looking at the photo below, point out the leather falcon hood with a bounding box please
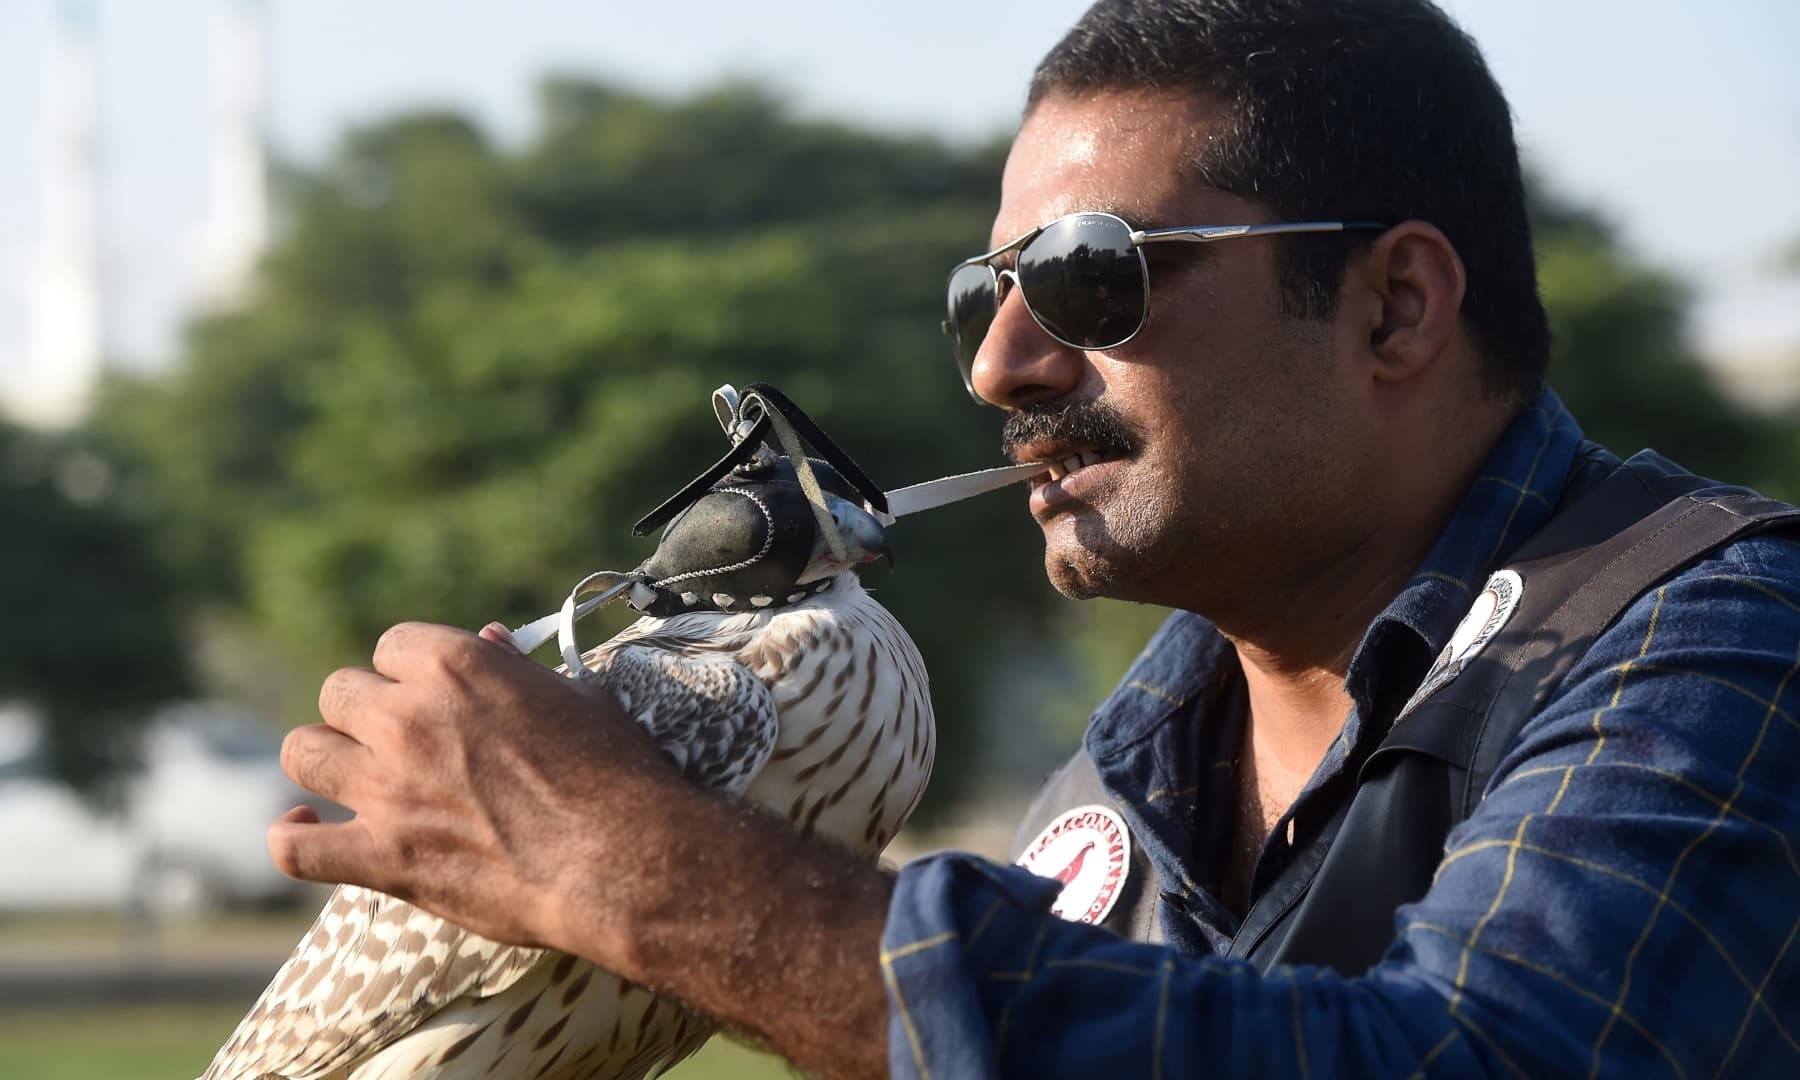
[626,457,886,618]
[619,383,893,618]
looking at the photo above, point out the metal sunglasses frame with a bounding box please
[942,211,1388,398]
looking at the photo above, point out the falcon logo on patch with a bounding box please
[1017,805,1130,925]
[1399,568,1524,718]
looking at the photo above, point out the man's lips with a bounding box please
[1006,443,1129,518]
[1029,455,1125,517]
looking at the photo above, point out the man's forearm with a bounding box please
[554,778,896,1079]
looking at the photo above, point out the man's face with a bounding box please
[976,90,1373,612]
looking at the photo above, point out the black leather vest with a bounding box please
[1011,450,1800,974]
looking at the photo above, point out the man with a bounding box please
[272,0,1800,1075]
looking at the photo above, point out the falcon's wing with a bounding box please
[198,884,547,1080]
[574,618,781,798]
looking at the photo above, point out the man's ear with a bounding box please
[1344,220,1466,383]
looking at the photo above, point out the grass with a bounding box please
[0,1003,236,1080]
[0,1002,800,1079]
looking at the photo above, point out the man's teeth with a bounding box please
[1042,451,1108,482]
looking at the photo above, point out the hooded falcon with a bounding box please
[199,387,935,1080]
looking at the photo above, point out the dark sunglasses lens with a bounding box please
[1017,215,1145,349]
[947,262,999,379]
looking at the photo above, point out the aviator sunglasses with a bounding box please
[943,212,1387,397]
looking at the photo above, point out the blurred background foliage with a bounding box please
[0,422,191,800]
[23,76,1794,813]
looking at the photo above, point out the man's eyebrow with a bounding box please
[1125,215,1192,232]
[1101,205,1232,233]
[1092,204,1159,225]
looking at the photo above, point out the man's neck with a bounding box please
[1225,527,1434,778]
[1214,396,1516,784]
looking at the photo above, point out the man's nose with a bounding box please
[968,279,1085,409]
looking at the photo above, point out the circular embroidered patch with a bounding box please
[1450,569,1522,660]
[1016,804,1131,925]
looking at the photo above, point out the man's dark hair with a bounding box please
[1031,0,1551,402]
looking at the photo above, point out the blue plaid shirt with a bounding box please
[882,391,1800,1077]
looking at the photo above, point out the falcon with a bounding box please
[199,387,935,1080]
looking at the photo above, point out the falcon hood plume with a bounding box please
[200,383,934,1080]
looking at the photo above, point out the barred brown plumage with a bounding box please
[197,572,933,1080]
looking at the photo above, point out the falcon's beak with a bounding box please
[832,496,895,569]
[797,495,894,583]
[864,523,896,570]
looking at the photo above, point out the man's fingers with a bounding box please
[276,804,322,827]
[267,815,387,887]
[317,665,394,743]
[281,722,371,804]
[479,622,523,653]
[372,620,479,678]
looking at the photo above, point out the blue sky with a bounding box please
[1,0,1796,401]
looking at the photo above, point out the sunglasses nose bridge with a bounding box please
[980,265,1053,355]
[993,265,1021,307]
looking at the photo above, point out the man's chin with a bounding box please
[1040,510,1171,603]
[1044,549,1120,602]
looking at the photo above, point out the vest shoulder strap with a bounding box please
[1380,452,1800,814]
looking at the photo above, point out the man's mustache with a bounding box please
[1001,398,1144,461]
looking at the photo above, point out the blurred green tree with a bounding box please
[0,422,191,796]
[1529,180,1795,496]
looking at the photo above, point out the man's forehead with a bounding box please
[990,89,1228,244]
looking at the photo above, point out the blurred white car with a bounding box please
[0,703,318,919]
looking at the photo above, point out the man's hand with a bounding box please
[269,620,678,963]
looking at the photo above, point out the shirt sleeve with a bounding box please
[881,535,1800,1078]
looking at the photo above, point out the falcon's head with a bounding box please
[627,458,892,618]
